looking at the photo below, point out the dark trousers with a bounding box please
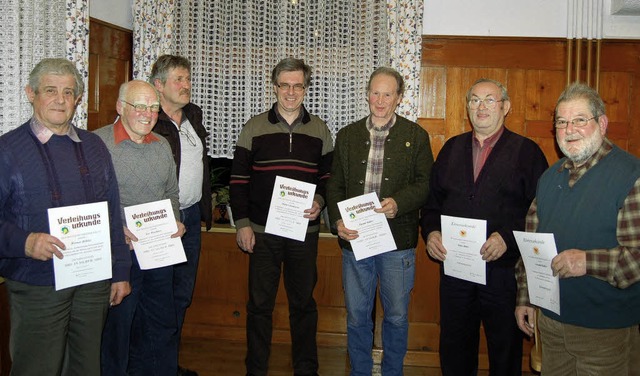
[439,264,523,376]
[175,203,202,347]
[6,280,110,376]
[245,231,319,376]
[101,253,178,376]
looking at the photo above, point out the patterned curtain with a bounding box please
[0,0,89,134]
[387,0,424,121]
[132,0,423,158]
[131,0,175,80]
[66,0,89,128]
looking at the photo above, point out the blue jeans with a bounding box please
[342,248,416,376]
[175,203,202,345]
[101,253,178,376]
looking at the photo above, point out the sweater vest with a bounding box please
[537,145,640,328]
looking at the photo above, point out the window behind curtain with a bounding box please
[171,0,389,158]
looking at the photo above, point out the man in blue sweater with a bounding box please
[0,58,131,375]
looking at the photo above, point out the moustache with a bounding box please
[563,135,582,142]
[180,89,190,96]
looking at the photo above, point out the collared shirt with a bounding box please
[472,126,504,181]
[516,138,640,306]
[275,106,304,128]
[113,118,160,144]
[30,118,81,144]
[172,117,204,209]
[364,114,395,196]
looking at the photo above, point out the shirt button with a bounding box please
[358,180,364,185]
[361,160,366,164]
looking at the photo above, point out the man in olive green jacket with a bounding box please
[326,67,433,375]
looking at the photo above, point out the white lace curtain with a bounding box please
[0,0,89,135]
[133,0,423,158]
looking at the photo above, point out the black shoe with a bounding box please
[177,365,198,376]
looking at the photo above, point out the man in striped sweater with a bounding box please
[230,58,333,376]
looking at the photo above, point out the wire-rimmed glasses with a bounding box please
[120,100,160,113]
[468,97,504,109]
[554,116,597,129]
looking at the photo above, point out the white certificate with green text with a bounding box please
[124,199,186,270]
[49,201,112,291]
[265,176,316,241]
[337,192,397,260]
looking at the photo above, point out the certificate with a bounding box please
[441,215,487,285]
[513,231,560,315]
[48,201,112,291]
[124,199,186,270]
[265,176,316,241]
[337,192,397,260]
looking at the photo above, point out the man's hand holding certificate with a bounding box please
[440,215,487,285]
[513,231,560,315]
[265,176,316,241]
[48,201,112,291]
[124,199,186,270]
[337,192,397,260]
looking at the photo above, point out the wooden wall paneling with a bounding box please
[443,67,468,141]
[628,74,640,156]
[184,231,348,347]
[599,41,640,156]
[598,71,632,151]
[505,69,527,136]
[422,37,566,71]
[419,66,446,119]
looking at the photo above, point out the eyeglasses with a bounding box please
[468,97,504,109]
[276,83,305,93]
[179,127,197,147]
[121,100,161,113]
[554,116,597,129]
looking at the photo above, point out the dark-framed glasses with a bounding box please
[277,83,305,93]
[121,100,160,113]
[179,127,197,147]
[554,116,597,129]
[468,97,504,109]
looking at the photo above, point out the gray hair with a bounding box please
[466,78,510,103]
[367,67,405,96]
[28,58,84,98]
[271,58,312,88]
[555,82,605,119]
[149,55,191,85]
